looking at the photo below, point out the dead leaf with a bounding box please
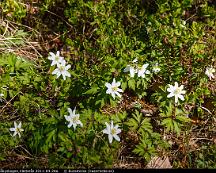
[146,156,172,168]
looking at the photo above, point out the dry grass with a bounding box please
[0,1,215,169]
[0,19,43,62]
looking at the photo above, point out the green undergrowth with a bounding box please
[0,0,215,169]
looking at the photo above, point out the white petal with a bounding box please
[179,85,184,90]
[106,88,111,94]
[65,65,71,70]
[48,52,55,59]
[116,128,121,134]
[143,63,149,68]
[167,93,174,98]
[130,67,135,77]
[14,122,17,128]
[59,60,66,67]
[123,65,130,72]
[18,132,21,138]
[56,51,60,56]
[105,122,110,128]
[103,128,109,134]
[111,92,116,99]
[67,108,73,115]
[52,69,59,75]
[174,96,179,103]
[113,134,120,141]
[56,72,61,78]
[18,122,22,128]
[51,61,56,66]
[108,134,113,143]
[62,74,66,80]
[68,122,73,128]
[13,131,17,136]
[137,71,141,77]
[115,91,121,98]
[64,115,70,121]
[10,128,15,131]
[178,94,184,101]
[116,81,121,87]
[167,86,174,92]
[73,124,77,130]
[112,78,116,84]
[78,121,83,127]
[110,121,114,129]
[72,108,77,115]
[145,70,150,74]
[105,83,111,88]
[174,82,179,88]
[140,74,145,78]
[181,90,186,94]
[117,88,123,93]
[64,71,71,78]
[133,58,138,63]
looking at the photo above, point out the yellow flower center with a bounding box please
[111,128,116,135]
[72,116,79,123]
[59,65,65,72]
[174,88,181,95]
[55,56,59,61]
[112,86,118,92]
[16,128,21,133]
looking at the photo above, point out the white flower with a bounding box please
[152,63,161,73]
[9,122,24,138]
[205,67,215,80]
[48,51,65,66]
[52,60,71,80]
[0,93,4,102]
[132,58,138,63]
[105,78,123,99]
[167,82,186,103]
[124,58,138,77]
[124,65,137,77]
[102,121,121,144]
[64,108,83,130]
[137,63,150,78]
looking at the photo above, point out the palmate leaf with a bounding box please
[58,131,69,142]
[126,110,153,133]
[46,129,57,146]
[176,115,191,123]
[162,115,189,135]
[173,121,180,136]
[161,118,174,132]
[126,110,142,131]
[160,103,173,117]
[138,118,152,134]
[126,117,139,131]
[84,85,99,95]
[128,78,136,91]
[133,139,156,161]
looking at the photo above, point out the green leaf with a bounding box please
[58,132,68,142]
[173,121,180,136]
[139,118,153,134]
[128,78,136,91]
[84,86,99,95]
[161,118,174,132]
[46,129,56,145]
[176,115,191,123]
